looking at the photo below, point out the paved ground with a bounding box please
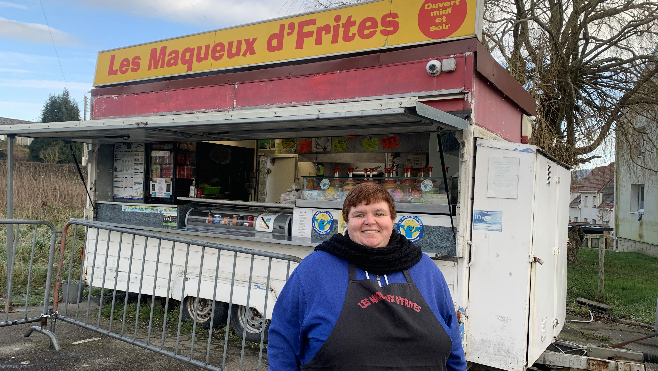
[2,306,657,370]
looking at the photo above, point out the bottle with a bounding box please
[315,163,324,176]
[189,179,197,198]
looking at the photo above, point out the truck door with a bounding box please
[466,139,568,370]
[466,139,537,371]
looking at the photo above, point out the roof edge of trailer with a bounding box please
[474,42,537,117]
[0,97,470,142]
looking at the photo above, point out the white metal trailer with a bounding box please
[78,124,571,370]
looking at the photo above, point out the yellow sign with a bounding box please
[94,0,480,86]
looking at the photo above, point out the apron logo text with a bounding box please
[358,292,421,312]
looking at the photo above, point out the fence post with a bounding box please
[598,235,605,299]
[5,135,14,313]
[654,295,657,333]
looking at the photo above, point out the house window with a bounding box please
[592,219,596,224]
[581,238,589,247]
[584,196,589,207]
[584,218,588,223]
[591,238,599,248]
[603,220,609,226]
[574,217,579,222]
[637,137,647,157]
[631,184,645,212]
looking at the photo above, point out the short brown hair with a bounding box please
[342,183,396,222]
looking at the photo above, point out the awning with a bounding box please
[0,97,468,143]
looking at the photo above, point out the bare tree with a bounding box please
[303,0,658,166]
[482,0,658,165]
[300,0,362,12]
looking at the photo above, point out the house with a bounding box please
[569,162,615,226]
[615,112,657,257]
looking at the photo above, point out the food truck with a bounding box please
[1,1,573,369]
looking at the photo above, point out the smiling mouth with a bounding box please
[362,230,380,234]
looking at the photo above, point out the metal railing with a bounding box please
[0,219,60,349]
[51,219,301,371]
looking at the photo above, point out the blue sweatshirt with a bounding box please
[268,250,466,370]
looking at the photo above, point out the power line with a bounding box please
[187,0,217,29]
[39,0,67,91]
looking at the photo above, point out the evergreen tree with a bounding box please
[39,88,80,123]
[28,89,83,163]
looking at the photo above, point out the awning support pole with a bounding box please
[5,135,14,312]
[437,131,456,241]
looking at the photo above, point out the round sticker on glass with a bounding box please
[312,211,334,235]
[397,216,425,242]
[320,179,330,190]
[421,179,434,192]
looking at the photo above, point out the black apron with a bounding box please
[302,264,453,370]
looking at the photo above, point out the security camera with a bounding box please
[426,60,442,77]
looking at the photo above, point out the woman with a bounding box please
[268,183,466,370]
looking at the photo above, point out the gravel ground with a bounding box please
[0,300,267,371]
[2,306,657,370]
[558,313,658,359]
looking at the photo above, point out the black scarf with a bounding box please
[314,231,423,275]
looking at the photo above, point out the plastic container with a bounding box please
[62,280,85,303]
[400,179,414,203]
[411,184,423,202]
[201,186,221,195]
[381,179,397,191]
[382,178,404,202]
[327,179,343,200]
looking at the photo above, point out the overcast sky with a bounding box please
[0,0,305,122]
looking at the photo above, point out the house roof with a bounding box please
[569,194,581,208]
[597,193,615,210]
[571,163,615,193]
[0,117,35,126]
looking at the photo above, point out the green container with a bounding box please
[201,186,221,195]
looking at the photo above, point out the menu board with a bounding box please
[113,143,145,200]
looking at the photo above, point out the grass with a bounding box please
[578,330,612,343]
[567,247,658,326]
[95,294,262,348]
[0,208,86,308]
[99,293,196,334]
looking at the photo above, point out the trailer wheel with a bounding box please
[182,297,229,329]
[230,305,270,343]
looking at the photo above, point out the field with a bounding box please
[0,158,86,307]
[0,159,86,222]
[567,247,658,326]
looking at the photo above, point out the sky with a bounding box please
[0,0,306,122]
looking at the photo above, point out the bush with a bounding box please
[28,139,83,164]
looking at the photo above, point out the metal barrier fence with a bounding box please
[51,219,301,371]
[0,219,60,348]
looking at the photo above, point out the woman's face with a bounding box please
[346,200,394,248]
